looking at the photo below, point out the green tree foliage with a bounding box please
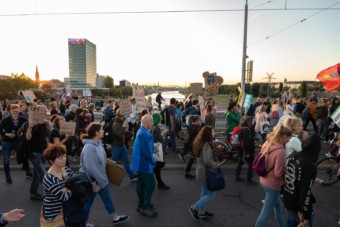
[10,73,37,90]
[0,79,17,99]
[251,83,260,97]
[104,76,114,88]
[109,86,132,98]
[299,81,307,97]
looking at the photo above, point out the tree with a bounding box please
[10,73,37,90]
[251,83,260,97]
[279,83,283,94]
[0,79,17,99]
[104,76,114,88]
[299,81,307,97]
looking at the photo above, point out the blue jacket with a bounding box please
[131,126,155,173]
[79,139,108,188]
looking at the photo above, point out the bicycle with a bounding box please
[315,133,340,185]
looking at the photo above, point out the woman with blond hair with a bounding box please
[255,125,293,227]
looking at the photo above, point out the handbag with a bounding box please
[40,209,65,227]
[260,121,271,134]
[106,159,126,186]
[153,142,164,162]
[206,167,225,191]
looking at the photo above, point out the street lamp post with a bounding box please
[241,0,248,94]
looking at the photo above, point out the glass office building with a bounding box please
[68,38,97,88]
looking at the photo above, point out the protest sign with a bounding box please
[21,90,36,103]
[119,99,132,115]
[331,106,340,128]
[189,83,203,95]
[59,121,76,136]
[243,94,253,112]
[28,106,46,125]
[202,71,223,98]
[132,85,146,111]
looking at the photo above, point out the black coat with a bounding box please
[283,134,321,219]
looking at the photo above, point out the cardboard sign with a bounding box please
[21,90,36,103]
[202,71,223,98]
[243,94,253,112]
[119,99,132,115]
[237,92,245,107]
[59,121,76,136]
[331,106,340,128]
[83,89,92,97]
[189,83,203,95]
[28,106,46,125]
[132,85,146,111]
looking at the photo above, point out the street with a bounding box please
[1,169,340,227]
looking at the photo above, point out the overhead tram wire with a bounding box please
[248,0,340,47]
[1,7,340,17]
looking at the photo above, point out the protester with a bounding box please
[131,114,158,217]
[283,134,322,227]
[25,105,48,200]
[166,98,178,153]
[303,98,318,133]
[156,92,165,110]
[152,112,170,190]
[41,144,73,226]
[79,122,129,225]
[111,109,137,182]
[225,102,241,142]
[255,125,293,227]
[0,104,26,184]
[188,125,225,219]
[205,104,216,128]
[0,209,25,226]
[254,105,270,141]
[283,117,307,159]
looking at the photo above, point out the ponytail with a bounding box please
[80,122,102,140]
[262,125,292,155]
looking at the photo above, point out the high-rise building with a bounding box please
[68,38,97,88]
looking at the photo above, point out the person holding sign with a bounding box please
[0,104,27,184]
[26,105,49,200]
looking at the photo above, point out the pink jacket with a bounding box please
[259,142,286,190]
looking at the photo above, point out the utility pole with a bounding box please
[241,0,248,94]
[263,72,277,98]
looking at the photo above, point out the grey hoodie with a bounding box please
[79,139,108,188]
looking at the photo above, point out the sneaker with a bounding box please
[158,184,170,190]
[6,177,12,184]
[130,176,137,183]
[188,206,198,219]
[185,173,195,179]
[178,153,185,162]
[203,211,214,217]
[30,193,44,200]
[112,215,129,224]
[198,213,208,219]
[140,208,157,218]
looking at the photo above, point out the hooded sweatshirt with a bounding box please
[283,134,321,219]
[259,141,286,190]
[79,139,108,188]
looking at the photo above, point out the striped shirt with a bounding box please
[42,166,74,221]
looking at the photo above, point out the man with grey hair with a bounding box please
[131,114,157,217]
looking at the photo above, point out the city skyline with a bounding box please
[0,0,339,86]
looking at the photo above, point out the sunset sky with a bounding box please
[0,0,339,86]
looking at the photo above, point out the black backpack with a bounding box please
[103,118,114,145]
[16,121,29,164]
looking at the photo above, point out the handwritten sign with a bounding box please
[202,71,223,98]
[132,85,146,111]
[189,83,203,95]
[21,90,36,103]
[119,99,132,115]
[60,121,76,136]
[28,106,46,124]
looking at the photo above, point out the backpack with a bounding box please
[252,152,273,177]
[315,105,326,119]
[302,106,310,119]
[16,121,29,164]
[230,126,242,148]
[102,119,114,144]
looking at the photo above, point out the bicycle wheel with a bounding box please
[316,157,339,185]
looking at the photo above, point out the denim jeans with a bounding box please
[235,147,253,181]
[111,145,134,179]
[287,210,314,227]
[1,141,18,178]
[255,184,286,227]
[29,152,46,195]
[83,184,115,221]
[169,129,177,152]
[193,181,216,213]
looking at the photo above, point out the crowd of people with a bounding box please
[0,92,339,226]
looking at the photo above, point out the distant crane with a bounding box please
[263,72,277,98]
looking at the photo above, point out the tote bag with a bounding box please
[206,167,225,191]
[153,142,164,162]
[106,159,126,186]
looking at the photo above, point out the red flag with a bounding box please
[316,63,340,92]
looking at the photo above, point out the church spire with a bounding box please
[35,65,40,84]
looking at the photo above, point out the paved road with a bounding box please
[1,170,340,227]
